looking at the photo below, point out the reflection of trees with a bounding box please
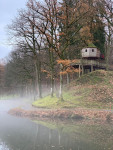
[0,139,12,150]
[57,126,63,146]
[49,129,52,145]
[1,115,113,150]
[34,120,113,150]
[33,125,39,150]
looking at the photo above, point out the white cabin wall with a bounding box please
[81,48,90,57]
[81,47,100,58]
[88,48,97,57]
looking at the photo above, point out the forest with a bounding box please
[0,0,113,100]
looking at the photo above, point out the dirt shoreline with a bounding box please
[8,107,113,122]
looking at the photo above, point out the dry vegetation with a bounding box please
[8,107,113,121]
[33,70,113,109]
[8,70,113,121]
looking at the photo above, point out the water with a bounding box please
[0,100,113,150]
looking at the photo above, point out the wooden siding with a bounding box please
[72,59,106,68]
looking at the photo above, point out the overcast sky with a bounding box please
[0,0,28,60]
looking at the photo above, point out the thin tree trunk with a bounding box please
[59,64,63,100]
[106,37,110,71]
[37,61,42,98]
[66,73,70,84]
[34,58,42,99]
[50,74,54,97]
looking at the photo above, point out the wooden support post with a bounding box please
[82,65,84,75]
[79,64,81,77]
[91,65,93,72]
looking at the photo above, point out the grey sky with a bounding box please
[0,0,28,60]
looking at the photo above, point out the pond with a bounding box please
[0,100,113,150]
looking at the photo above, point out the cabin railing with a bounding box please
[81,59,106,67]
[72,59,106,68]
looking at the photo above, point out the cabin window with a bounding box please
[92,49,94,52]
[85,49,87,52]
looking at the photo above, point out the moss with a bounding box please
[32,93,81,109]
[87,43,97,48]
[32,95,59,108]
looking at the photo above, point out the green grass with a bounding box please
[32,90,105,109]
[0,95,18,100]
[33,95,59,108]
[32,90,86,109]
[32,70,113,109]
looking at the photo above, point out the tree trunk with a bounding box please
[59,64,63,100]
[50,75,54,97]
[50,47,54,98]
[66,73,70,84]
[106,37,110,71]
[37,61,42,98]
[34,58,42,99]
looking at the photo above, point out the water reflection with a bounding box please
[0,111,113,150]
[33,119,113,150]
[0,97,113,150]
[0,140,11,150]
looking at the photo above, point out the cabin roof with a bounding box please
[83,43,97,48]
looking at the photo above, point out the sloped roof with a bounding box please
[87,43,97,48]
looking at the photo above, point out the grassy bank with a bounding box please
[0,95,18,100]
[33,70,113,109]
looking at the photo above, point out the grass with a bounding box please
[33,95,59,108]
[32,91,87,109]
[33,70,113,109]
[32,89,105,109]
[0,94,18,100]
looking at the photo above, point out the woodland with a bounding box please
[0,0,113,100]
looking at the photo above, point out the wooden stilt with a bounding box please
[79,64,81,77]
[82,65,84,75]
[91,65,93,72]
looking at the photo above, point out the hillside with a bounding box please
[33,70,113,109]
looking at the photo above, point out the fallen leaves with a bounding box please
[8,108,113,122]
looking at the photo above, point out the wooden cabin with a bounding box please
[81,47,100,59]
[71,44,107,77]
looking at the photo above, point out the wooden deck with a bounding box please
[71,59,107,77]
[73,59,106,68]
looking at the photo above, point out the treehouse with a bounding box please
[81,46,100,59]
[71,44,107,76]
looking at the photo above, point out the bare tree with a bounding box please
[27,0,59,97]
[8,8,44,98]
